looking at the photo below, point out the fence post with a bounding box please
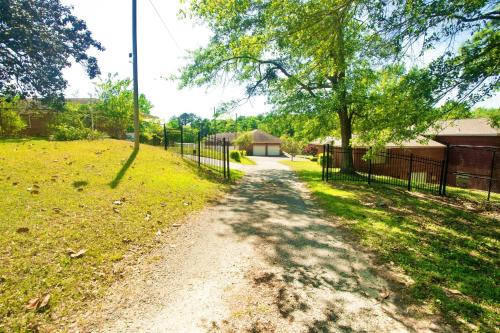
[223,138,227,178]
[322,144,326,181]
[442,144,450,196]
[226,140,230,180]
[197,131,201,167]
[407,153,413,191]
[439,159,445,195]
[326,144,330,181]
[163,124,168,150]
[368,156,372,185]
[487,151,496,201]
[180,124,184,157]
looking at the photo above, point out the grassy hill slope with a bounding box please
[0,139,223,332]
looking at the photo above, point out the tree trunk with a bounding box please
[335,17,354,174]
[339,109,354,173]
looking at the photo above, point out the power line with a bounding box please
[147,0,182,52]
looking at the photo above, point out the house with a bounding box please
[429,118,499,193]
[213,130,282,156]
[311,118,499,193]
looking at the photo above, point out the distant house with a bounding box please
[214,130,282,156]
[430,118,499,147]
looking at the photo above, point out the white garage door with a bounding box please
[253,145,266,156]
[267,145,281,156]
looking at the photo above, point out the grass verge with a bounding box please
[0,139,224,332]
[282,160,499,332]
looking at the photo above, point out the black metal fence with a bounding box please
[322,145,445,195]
[321,144,498,200]
[164,125,231,179]
[443,145,498,200]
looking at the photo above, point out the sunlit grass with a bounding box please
[283,160,500,332]
[0,139,224,332]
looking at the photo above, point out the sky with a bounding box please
[61,0,498,122]
[61,0,269,122]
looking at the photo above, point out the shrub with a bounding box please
[304,145,319,156]
[50,124,103,141]
[317,153,333,167]
[310,156,318,162]
[229,150,241,162]
[0,109,26,137]
[240,150,247,157]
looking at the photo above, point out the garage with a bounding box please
[253,145,266,156]
[267,144,281,156]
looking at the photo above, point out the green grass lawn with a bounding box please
[283,160,499,332]
[0,139,226,332]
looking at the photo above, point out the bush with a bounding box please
[50,124,103,141]
[304,145,319,156]
[229,150,241,162]
[317,153,333,167]
[0,109,26,137]
[310,156,318,162]
[240,149,247,157]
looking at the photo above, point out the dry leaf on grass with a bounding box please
[52,208,62,213]
[26,294,50,310]
[113,207,120,214]
[67,248,87,258]
[16,227,29,233]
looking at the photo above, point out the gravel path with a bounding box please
[76,157,446,333]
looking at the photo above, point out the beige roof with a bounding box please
[250,129,281,144]
[311,136,444,148]
[430,118,499,137]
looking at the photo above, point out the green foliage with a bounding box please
[0,0,103,99]
[317,153,333,167]
[94,74,153,139]
[50,124,102,141]
[229,150,241,162]
[178,0,498,162]
[280,135,306,160]
[140,120,163,144]
[234,132,252,149]
[472,107,500,128]
[0,97,26,136]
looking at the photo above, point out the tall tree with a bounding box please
[177,0,498,172]
[0,0,103,99]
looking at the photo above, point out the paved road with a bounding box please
[77,157,445,332]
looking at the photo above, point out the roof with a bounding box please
[311,136,445,148]
[250,129,281,144]
[430,118,499,137]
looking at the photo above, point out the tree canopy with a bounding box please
[0,0,103,99]
[178,0,498,171]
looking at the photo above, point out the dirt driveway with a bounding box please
[76,157,446,332]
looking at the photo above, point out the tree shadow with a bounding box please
[109,147,138,189]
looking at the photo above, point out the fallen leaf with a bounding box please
[145,211,152,221]
[52,208,62,213]
[160,202,167,207]
[77,188,84,192]
[183,202,191,206]
[172,224,181,227]
[69,249,87,259]
[113,200,123,206]
[156,230,162,236]
[122,238,132,244]
[12,182,18,186]
[26,294,50,310]
[16,227,29,233]
[120,197,126,202]
[113,207,120,214]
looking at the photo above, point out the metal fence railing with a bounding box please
[321,144,498,200]
[164,125,231,179]
[322,145,445,195]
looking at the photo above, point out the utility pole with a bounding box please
[132,0,140,150]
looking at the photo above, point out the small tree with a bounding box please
[281,135,306,161]
[235,132,252,150]
[0,97,26,137]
